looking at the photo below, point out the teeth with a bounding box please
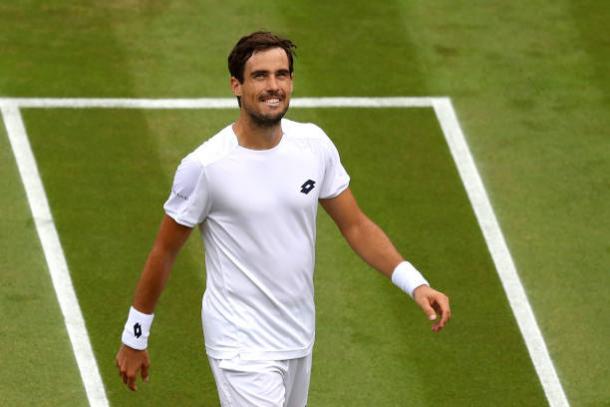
[265,98,280,106]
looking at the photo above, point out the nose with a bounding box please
[266,74,279,91]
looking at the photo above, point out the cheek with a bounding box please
[245,84,263,98]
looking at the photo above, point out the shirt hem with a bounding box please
[319,179,350,200]
[205,341,314,361]
[164,209,196,228]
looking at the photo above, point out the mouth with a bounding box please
[263,98,281,107]
[259,93,283,107]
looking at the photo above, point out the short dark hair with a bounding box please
[228,31,297,83]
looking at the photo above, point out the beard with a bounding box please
[243,93,290,127]
[248,107,289,127]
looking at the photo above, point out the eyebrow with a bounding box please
[250,70,269,77]
[250,68,291,77]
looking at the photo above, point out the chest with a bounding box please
[206,148,323,217]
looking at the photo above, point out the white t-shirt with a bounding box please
[163,118,350,360]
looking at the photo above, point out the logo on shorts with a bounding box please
[300,179,316,194]
[133,323,142,338]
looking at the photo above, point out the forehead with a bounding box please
[244,47,290,73]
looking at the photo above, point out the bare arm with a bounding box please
[320,188,451,332]
[116,214,193,391]
[320,189,402,278]
[132,214,193,313]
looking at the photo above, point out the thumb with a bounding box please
[419,300,437,320]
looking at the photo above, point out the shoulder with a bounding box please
[282,118,336,149]
[187,124,238,168]
[171,124,237,183]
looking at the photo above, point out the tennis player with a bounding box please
[116,31,451,406]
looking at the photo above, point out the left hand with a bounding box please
[413,285,451,332]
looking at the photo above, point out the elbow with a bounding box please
[339,213,370,242]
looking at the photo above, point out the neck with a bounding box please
[233,112,283,150]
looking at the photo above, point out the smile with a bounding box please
[263,98,281,106]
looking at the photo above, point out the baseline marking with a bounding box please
[0,96,434,109]
[0,96,568,407]
[1,106,109,407]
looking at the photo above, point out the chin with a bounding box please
[251,113,285,127]
[248,106,289,127]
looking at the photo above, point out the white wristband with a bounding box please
[391,261,429,299]
[121,306,154,350]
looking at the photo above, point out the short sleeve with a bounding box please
[163,155,211,227]
[318,128,350,199]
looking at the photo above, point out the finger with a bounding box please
[436,297,451,326]
[431,298,451,332]
[141,362,149,383]
[439,306,451,327]
[432,316,446,331]
[431,302,446,326]
[127,373,137,391]
[418,299,437,321]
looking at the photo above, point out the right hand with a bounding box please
[115,344,150,391]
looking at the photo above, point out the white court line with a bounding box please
[432,97,569,407]
[0,96,434,109]
[1,106,109,407]
[0,96,568,407]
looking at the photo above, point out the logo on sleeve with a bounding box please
[300,179,316,194]
[172,189,189,201]
[133,323,142,338]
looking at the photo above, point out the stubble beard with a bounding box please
[244,93,290,128]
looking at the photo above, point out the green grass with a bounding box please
[22,108,218,405]
[0,114,87,406]
[19,108,544,405]
[2,0,610,405]
[402,2,610,404]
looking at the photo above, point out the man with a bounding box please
[116,31,451,406]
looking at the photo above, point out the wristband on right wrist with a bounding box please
[391,261,429,299]
[121,306,154,350]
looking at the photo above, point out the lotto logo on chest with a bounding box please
[300,179,316,195]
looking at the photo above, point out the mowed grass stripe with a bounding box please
[2,0,608,404]
[0,114,88,406]
[22,108,218,406]
[291,108,548,406]
[23,108,547,405]
[402,2,610,404]
[3,106,108,406]
[433,99,568,406]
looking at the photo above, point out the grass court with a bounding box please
[1,1,609,406]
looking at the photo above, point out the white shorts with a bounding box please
[208,354,312,407]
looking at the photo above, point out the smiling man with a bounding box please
[115,31,451,406]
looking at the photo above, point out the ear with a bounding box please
[230,77,242,97]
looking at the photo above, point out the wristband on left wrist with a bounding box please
[391,261,429,299]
